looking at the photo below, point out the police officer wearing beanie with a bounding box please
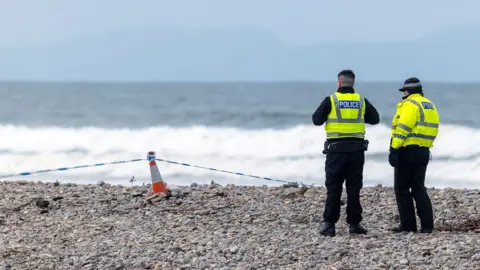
[312,69,380,237]
[389,77,439,233]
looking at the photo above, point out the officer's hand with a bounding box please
[388,148,399,167]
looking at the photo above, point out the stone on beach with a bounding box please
[0,180,479,269]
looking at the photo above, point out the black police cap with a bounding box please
[399,77,422,92]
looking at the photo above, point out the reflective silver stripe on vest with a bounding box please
[396,123,412,132]
[406,99,439,128]
[327,132,365,138]
[327,94,365,123]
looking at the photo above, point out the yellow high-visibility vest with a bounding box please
[325,92,366,139]
[391,93,440,149]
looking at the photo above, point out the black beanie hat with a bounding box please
[399,77,423,93]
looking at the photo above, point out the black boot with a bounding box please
[320,222,335,237]
[349,223,367,234]
[391,225,417,233]
[420,227,433,233]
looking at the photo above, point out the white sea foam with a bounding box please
[0,124,478,188]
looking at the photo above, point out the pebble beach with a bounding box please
[1,180,479,270]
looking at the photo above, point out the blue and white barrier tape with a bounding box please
[154,158,309,187]
[0,155,311,187]
[0,159,143,179]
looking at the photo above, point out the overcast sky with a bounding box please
[1,0,479,48]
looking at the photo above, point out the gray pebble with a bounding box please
[0,181,479,269]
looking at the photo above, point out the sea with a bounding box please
[0,82,478,189]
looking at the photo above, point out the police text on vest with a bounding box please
[421,102,434,110]
[338,101,360,109]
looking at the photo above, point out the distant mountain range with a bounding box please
[0,26,479,82]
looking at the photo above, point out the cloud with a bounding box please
[0,24,479,81]
[0,0,479,47]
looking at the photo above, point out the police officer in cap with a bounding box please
[312,69,380,237]
[389,77,440,233]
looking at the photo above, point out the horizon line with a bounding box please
[0,79,479,84]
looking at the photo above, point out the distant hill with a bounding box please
[0,25,479,82]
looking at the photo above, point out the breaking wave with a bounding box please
[0,124,479,188]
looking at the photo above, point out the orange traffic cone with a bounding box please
[147,151,168,194]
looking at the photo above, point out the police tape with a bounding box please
[154,158,309,187]
[0,157,311,187]
[0,159,144,179]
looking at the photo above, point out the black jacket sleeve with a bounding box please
[363,97,380,125]
[312,96,380,126]
[312,96,331,126]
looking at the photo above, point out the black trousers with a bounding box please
[323,148,365,225]
[394,146,433,231]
